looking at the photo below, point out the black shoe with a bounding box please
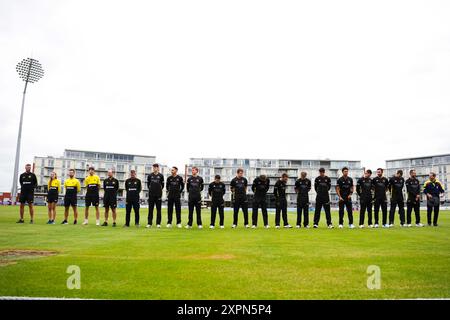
[61,220,68,225]
[16,219,24,224]
[73,220,77,225]
[30,220,34,224]
[428,223,432,226]
[112,222,116,227]
[123,224,130,228]
[46,220,52,224]
[433,223,438,227]
[101,222,108,227]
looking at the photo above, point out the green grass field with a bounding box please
[0,205,449,299]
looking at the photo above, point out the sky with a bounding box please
[0,0,449,191]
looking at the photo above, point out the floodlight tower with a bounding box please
[11,58,44,204]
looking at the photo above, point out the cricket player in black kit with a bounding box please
[186,167,204,229]
[274,173,292,228]
[102,169,119,227]
[295,172,311,228]
[356,169,374,228]
[124,170,142,227]
[372,168,389,228]
[146,163,165,228]
[313,168,333,228]
[251,174,270,228]
[166,166,184,228]
[405,169,423,227]
[336,167,355,229]
[230,168,249,228]
[17,164,38,224]
[389,170,406,227]
[208,175,226,228]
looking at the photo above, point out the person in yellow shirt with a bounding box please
[46,171,61,224]
[83,166,101,226]
[62,169,81,225]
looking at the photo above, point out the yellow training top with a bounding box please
[85,175,101,187]
[48,179,61,193]
[64,178,81,193]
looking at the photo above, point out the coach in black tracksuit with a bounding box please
[313,168,332,227]
[336,167,354,227]
[251,175,270,227]
[372,168,389,227]
[389,170,405,226]
[208,175,226,227]
[166,166,184,226]
[147,164,165,227]
[230,169,249,227]
[405,169,421,226]
[295,172,311,228]
[187,167,204,228]
[356,170,373,227]
[125,170,142,227]
[274,173,291,228]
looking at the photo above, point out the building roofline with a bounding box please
[64,149,156,159]
[188,157,361,162]
[385,154,450,162]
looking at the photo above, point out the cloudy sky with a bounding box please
[1,0,449,191]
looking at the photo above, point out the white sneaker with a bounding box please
[359,225,364,229]
[382,224,389,228]
[209,225,215,229]
[220,225,224,229]
[313,224,319,228]
[407,224,412,227]
[296,225,301,229]
[305,225,310,229]
[232,224,237,228]
[416,223,424,227]
[156,224,161,228]
[185,225,192,229]
[177,224,182,228]
[368,224,374,228]
[198,225,203,229]
[245,224,250,228]
[146,224,152,228]
[251,225,257,229]
[374,224,379,228]
[264,225,270,229]
[349,224,355,229]
[338,224,344,229]
[96,220,100,226]
[328,224,334,229]
[166,224,172,228]
[389,224,394,228]
[82,219,88,225]
[275,225,280,229]
[284,225,293,228]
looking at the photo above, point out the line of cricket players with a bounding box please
[16,163,445,229]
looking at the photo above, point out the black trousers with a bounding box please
[211,202,224,226]
[359,198,372,225]
[252,198,268,226]
[125,201,140,226]
[427,196,440,225]
[167,197,181,224]
[389,198,405,225]
[233,197,249,226]
[275,200,289,226]
[406,200,420,224]
[148,196,162,225]
[338,199,353,225]
[374,198,388,225]
[296,201,309,227]
[314,200,332,226]
[188,197,202,226]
